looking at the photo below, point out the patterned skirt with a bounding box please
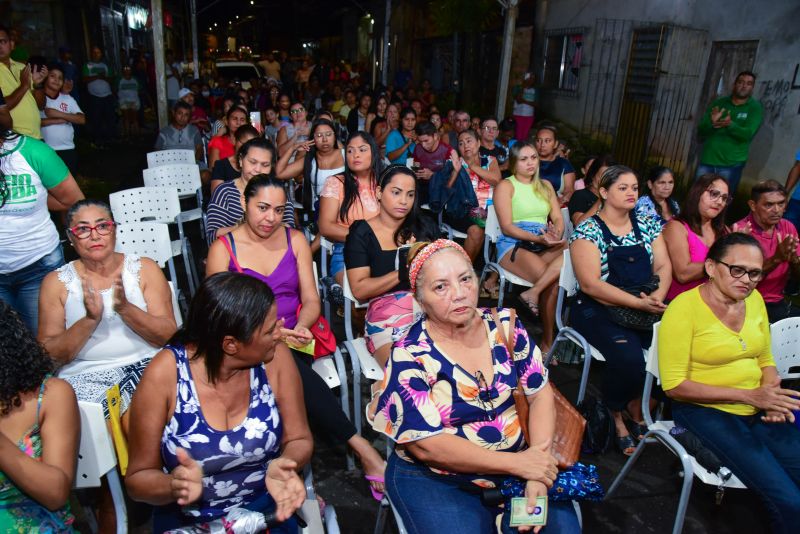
[62,358,152,419]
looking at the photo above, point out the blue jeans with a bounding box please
[329,242,345,277]
[695,163,745,198]
[569,295,651,412]
[0,244,64,335]
[784,198,800,232]
[673,402,800,534]
[386,454,581,534]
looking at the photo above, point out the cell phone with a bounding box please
[249,111,263,133]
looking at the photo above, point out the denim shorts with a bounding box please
[330,242,345,276]
[0,244,65,334]
[496,221,547,261]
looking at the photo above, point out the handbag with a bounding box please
[297,304,337,359]
[509,240,549,262]
[491,308,586,469]
[607,275,662,331]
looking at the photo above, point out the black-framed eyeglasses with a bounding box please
[717,260,764,282]
[705,188,731,205]
[68,221,117,239]
[475,370,498,421]
[290,108,305,114]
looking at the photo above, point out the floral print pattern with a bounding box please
[371,308,547,471]
[160,345,282,521]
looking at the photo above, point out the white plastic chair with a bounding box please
[561,207,574,241]
[302,465,341,534]
[146,149,195,168]
[168,281,183,328]
[142,163,203,206]
[110,186,202,296]
[114,222,188,315]
[318,236,335,325]
[606,322,746,534]
[771,317,800,379]
[478,204,534,308]
[75,401,127,534]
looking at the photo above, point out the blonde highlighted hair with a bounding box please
[508,141,553,203]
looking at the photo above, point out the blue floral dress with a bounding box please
[371,308,548,473]
[160,345,283,522]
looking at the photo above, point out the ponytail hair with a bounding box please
[302,118,340,211]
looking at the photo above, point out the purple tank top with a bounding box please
[666,221,709,301]
[222,228,301,329]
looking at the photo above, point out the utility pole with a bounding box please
[495,0,519,119]
[152,0,168,129]
[381,0,391,85]
[190,0,200,79]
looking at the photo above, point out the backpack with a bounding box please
[578,395,615,454]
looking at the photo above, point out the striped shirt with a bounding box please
[205,181,295,243]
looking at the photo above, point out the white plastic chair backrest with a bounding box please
[484,204,502,243]
[110,186,182,224]
[343,268,367,308]
[168,281,183,328]
[147,149,195,168]
[143,164,201,196]
[75,401,117,489]
[319,236,334,255]
[646,321,662,383]
[561,207,574,241]
[115,222,175,267]
[771,317,800,380]
[558,248,579,296]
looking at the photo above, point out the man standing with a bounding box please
[478,117,509,175]
[446,110,470,153]
[83,45,116,147]
[735,180,800,322]
[413,121,453,204]
[258,52,281,82]
[154,101,209,184]
[696,71,763,197]
[0,25,45,138]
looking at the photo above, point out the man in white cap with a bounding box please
[179,87,210,133]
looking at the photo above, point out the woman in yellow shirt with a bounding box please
[660,232,800,534]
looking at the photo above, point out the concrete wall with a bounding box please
[539,0,800,186]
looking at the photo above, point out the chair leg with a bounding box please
[606,431,651,498]
[497,271,506,308]
[576,338,593,405]
[374,500,390,534]
[105,469,128,534]
[343,341,360,471]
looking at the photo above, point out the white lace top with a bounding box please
[56,254,158,378]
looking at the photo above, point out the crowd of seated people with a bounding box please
[5,72,800,534]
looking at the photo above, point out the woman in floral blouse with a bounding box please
[370,240,580,534]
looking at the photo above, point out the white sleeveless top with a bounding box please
[309,149,346,201]
[56,255,158,378]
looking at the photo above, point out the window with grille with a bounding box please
[543,29,585,93]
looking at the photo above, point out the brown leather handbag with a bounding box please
[491,308,586,469]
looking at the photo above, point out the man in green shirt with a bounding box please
[696,70,763,197]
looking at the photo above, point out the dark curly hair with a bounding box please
[0,301,54,415]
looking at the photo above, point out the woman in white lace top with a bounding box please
[37,199,177,422]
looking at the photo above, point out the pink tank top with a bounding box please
[666,221,709,300]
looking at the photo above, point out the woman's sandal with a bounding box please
[481,282,500,299]
[616,434,637,456]
[622,412,648,441]
[364,475,385,501]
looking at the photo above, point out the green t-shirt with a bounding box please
[698,96,763,167]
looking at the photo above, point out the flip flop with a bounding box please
[364,475,385,501]
[616,434,637,456]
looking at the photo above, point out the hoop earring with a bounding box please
[708,275,714,281]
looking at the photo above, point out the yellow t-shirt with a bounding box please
[659,286,775,416]
[0,59,41,139]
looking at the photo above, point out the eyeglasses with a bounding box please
[482,126,499,132]
[315,131,334,139]
[475,370,497,421]
[717,260,764,282]
[289,108,305,114]
[68,221,116,239]
[705,188,731,205]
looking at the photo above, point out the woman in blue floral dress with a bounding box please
[125,272,312,531]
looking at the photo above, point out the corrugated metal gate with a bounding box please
[581,19,709,177]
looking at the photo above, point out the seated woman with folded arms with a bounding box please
[345,165,436,367]
[319,132,383,286]
[371,240,580,533]
[206,137,295,243]
[663,173,729,301]
[660,232,800,534]
[206,175,386,499]
[0,301,79,532]
[492,141,565,353]
[126,273,309,532]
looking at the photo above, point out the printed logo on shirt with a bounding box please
[59,102,69,112]
[3,174,37,204]
[736,112,748,120]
